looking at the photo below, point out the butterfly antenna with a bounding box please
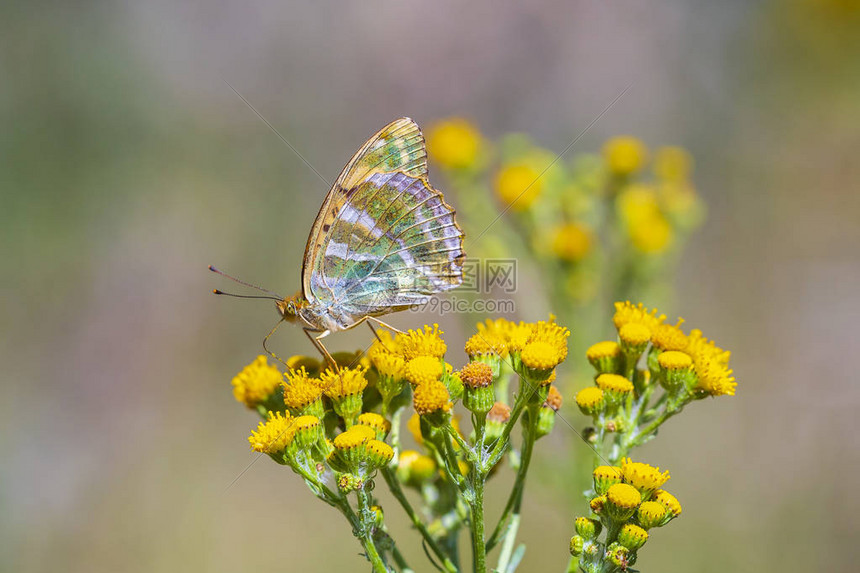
[212,289,282,301]
[208,265,283,298]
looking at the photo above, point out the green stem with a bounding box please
[470,473,487,573]
[381,468,459,573]
[357,488,389,573]
[486,405,538,557]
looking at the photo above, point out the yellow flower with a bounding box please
[604,136,648,175]
[502,320,534,354]
[321,366,369,399]
[657,350,693,370]
[521,341,563,373]
[637,501,668,529]
[291,415,322,449]
[460,362,494,388]
[613,301,665,332]
[620,458,670,496]
[527,319,570,362]
[357,412,391,439]
[654,146,693,183]
[618,523,648,551]
[232,356,283,408]
[426,118,482,170]
[586,341,622,374]
[368,333,406,379]
[551,222,593,262]
[619,323,651,348]
[332,424,376,450]
[617,184,661,223]
[405,355,444,386]
[629,213,673,254]
[397,450,437,486]
[407,413,423,445]
[470,319,512,356]
[397,324,447,360]
[248,411,294,454]
[413,379,452,416]
[575,387,605,415]
[593,465,623,494]
[616,185,674,253]
[596,373,634,394]
[606,483,642,520]
[686,329,736,396]
[495,164,543,211]
[651,319,688,352]
[652,489,682,516]
[282,367,324,411]
[366,439,395,469]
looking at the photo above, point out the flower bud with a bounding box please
[618,523,648,551]
[569,535,584,556]
[291,415,322,450]
[652,489,682,517]
[366,439,395,471]
[592,465,623,495]
[618,323,651,365]
[357,412,391,440]
[460,362,496,415]
[637,501,668,529]
[574,517,601,540]
[657,350,695,393]
[586,341,622,374]
[575,387,605,416]
[595,374,634,407]
[328,425,376,473]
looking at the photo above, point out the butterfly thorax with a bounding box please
[277,291,355,332]
[296,300,356,333]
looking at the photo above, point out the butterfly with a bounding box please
[212,117,465,367]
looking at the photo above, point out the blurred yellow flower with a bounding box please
[628,213,673,254]
[426,118,482,169]
[654,146,693,182]
[603,136,648,176]
[617,184,661,223]
[494,163,542,211]
[551,222,593,262]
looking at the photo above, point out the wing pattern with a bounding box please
[302,118,427,298]
[308,171,465,318]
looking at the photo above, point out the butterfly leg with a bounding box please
[303,328,338,371]
[262,319,289,367]
[367,316,405,335]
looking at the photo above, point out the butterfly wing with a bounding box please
[302,117,428,301]
[302,119,464,324]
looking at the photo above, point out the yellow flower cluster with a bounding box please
[609,301,736,397]
[232,355,282,408]
[576,458,680,557]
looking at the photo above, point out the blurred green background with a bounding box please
[2,1,859,572]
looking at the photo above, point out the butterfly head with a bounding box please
[276,292,307,324]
